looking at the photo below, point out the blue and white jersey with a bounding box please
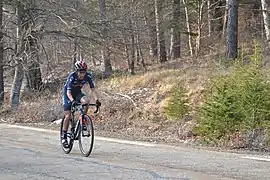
[63,71,95,96]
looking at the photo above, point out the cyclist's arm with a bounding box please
[66,74,75,102]
[90,87,99,101]
[67,90,74,102]
[87,73,99,101]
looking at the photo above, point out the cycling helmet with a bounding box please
[74,60,87,71]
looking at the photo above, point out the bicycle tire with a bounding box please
[78,115,94,157]
[60,116,74,154]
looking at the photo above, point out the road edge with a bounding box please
[1,122,270,158]
[0,123,156,147]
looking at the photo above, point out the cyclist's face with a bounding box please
[77,70,86,79]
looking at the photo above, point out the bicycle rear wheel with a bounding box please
[60,116,74,154]
[78,115,94,157]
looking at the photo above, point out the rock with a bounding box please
[244,129,269,150]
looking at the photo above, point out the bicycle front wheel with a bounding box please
[78,115,94,157]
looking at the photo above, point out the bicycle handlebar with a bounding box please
[72,103,100,114]
[84,103,100,113]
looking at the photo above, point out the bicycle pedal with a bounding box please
[82,131,90,137]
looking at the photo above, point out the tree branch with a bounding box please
[101,90,140,110]
[42,30,100,44]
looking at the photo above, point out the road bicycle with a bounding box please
[60,102,100,157]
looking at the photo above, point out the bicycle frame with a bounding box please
[70,103,99,141]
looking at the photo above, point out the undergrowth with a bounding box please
[194,42,270,148]
[163,84,190,121]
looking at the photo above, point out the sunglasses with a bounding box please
[78,70,86,74]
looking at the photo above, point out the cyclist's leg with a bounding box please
[62,95,72,147]
[63,110,71,132]
[76,92,90,114]
[75,92,89,130]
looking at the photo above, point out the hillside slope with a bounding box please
[1,60,209,144]
[2,57,270,152]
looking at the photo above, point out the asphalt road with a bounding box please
[0,124,270,180]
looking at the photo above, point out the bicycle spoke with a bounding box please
[79,115,94,157]
[60,103,98,157]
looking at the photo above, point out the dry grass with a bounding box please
[99,63,213,118]
[3,52,270,148]
[0,62,211,145]
[82,64,214,144]
[9,95,63,123]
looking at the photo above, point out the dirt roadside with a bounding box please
[2,65,270,156]
[1,120,269,157]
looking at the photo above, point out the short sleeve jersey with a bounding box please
[64,71,95,96]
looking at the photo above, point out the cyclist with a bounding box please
[61,60,101,148]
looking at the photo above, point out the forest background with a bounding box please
[1,0,270,152]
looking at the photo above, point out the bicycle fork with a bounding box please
[70,119,80,141]
[80,115,91,137]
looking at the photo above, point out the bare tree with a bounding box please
[222,0,229,40]
[24,30,43,92]
[0,1,3,109]
[130,18,135,74]
[155,0,167,63]
[6,0,43,94]
[207,0,212,36]
[171,0,181,59]
[133,2,146,70]
[145,8,158,58]
[100,0,112,77]
[129,2,136,75]
[195,0,206,56]
[261,0,270,46]
[10,2,25,111]
[2,0,266,105]
[226,0,238,59]
[183,0,193,56]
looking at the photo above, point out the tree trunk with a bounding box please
[171,0,181,59]
[183,0,194,56]
[130,33,135,75]
[123,38,130,71]
[136,44,140,66]
[55,37,60,64]
[222,0,229,41]
[12,0,43,94]
[138,46,147,71]
[0,2,3,108]
[146,9,158,58]
[261,0,270,46]
[150,25,158,58]
[133,3,146,70]
[129,16,135,75]
[213,0,226,34]
[155,0,167,63]
[10,2,25,111]
[207,0,212,36]
[25,62,42,92]
[79,48,84,61]
[169,28,173,60]
[195,0,206,56]
[226,0,238,59]
[10,61,24,111]
[72,0,80,69]
[100,0,112,77]
[137,34,147,71]
[24,31,43,92]
[72,31,78,70]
